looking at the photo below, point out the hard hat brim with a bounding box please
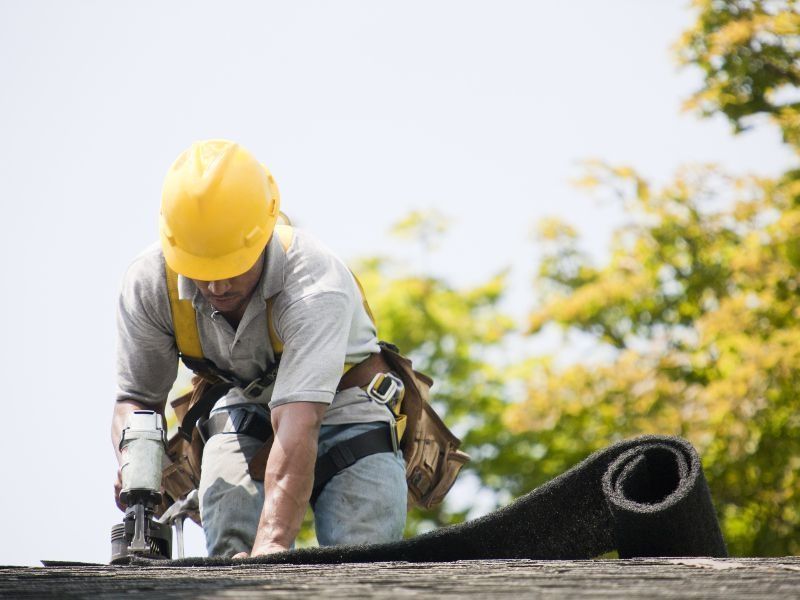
[160,228,271,281]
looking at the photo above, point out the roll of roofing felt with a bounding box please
[602,442,727,559]
[133,435,727,566]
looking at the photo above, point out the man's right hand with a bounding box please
[114,468,125,512]
[114,469,125,512]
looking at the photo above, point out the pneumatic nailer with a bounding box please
[110,410,175,564]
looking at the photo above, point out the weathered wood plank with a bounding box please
[2,558,799,599]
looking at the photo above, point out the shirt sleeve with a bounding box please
[115,262,178,408]
[269,291,353,408]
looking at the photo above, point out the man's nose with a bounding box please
[208,279,232,295]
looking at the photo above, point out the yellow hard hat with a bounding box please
[159,140,280,281]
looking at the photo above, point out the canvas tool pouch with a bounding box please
[376,343,471,510]
[158,375,211,525]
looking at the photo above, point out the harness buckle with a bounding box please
[243,378,268,399]
[366,372,404,408]
[241,363,280,400]
[216,373,238,385]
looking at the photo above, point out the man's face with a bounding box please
[191,250,265,315]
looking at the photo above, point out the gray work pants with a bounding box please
[198,405,407,557]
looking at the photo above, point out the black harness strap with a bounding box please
[180,356,244,386]
[197,407,273,444]
[310,426,396,506]
[178,381,234,441]
[177,354,280,442]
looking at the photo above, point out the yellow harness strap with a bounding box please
[165,263,204,359]
[265,295,283,356]
[351,270,377,327]
[264,224,293,356]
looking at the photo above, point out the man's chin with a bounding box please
[210,297,242,313]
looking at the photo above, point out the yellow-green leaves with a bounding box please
[518,162,800,555]
[676,0,800,150]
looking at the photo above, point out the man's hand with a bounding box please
[232,542,288,560]
[114,468,125,511]
[244,401,327,556]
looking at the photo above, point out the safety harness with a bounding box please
[164,224,403,503]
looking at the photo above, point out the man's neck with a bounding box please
[221,302,248,330]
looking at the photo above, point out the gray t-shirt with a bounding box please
[115,227,391,426]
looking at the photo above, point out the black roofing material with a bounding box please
[133,435,727,566]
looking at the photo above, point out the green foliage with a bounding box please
[389,208,452,252]
[515,164,800,556]
[677,0,800,149]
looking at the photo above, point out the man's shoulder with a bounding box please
[120,242,170,309]
[123,242,167,282]
[284,228,353,294]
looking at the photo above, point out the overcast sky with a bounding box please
[0,0,795,566]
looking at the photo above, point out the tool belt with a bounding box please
[195,404,397,507]
[159,342,470,521]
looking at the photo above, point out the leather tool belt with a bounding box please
[159,342,470,521]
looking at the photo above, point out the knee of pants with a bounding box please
[199,433,265,557]
[314,451,407,547]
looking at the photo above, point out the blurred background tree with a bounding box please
[346,0,800,555]
[677,0,800,148]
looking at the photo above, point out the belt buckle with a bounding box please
[389,419,399,454]
[366,372,404,407]
[196,417,210,444]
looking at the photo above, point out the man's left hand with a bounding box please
[232,542,290,559]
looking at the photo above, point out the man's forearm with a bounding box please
[251,402,326,553]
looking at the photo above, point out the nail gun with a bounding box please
[110,410,175,564]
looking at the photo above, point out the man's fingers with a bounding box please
[114,469,125,512]
[250,543,290,557]
[232,552,249,559]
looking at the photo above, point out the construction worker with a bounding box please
[111,140,407,557]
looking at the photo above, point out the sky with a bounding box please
[0,0,796,566]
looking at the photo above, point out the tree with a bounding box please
[502,0,800,555]
[677,0,800,149]
[509,162,800,556]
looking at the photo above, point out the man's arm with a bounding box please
[239,286,357,557]
[240,401,327,556]
[113,252,178,510]
[111,398,166,511]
